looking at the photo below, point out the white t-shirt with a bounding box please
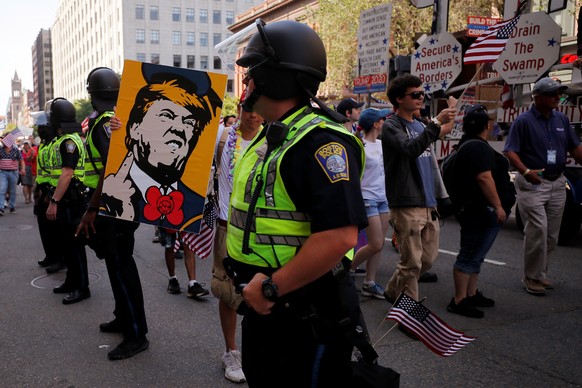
[360,139,387,202]
[217,127,255,220]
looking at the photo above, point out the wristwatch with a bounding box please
[50,197,59,205]
[430,117,442,127]
[261,277,279,302]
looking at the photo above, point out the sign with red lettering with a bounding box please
[356,4,392,93]
[495,12,561,85]
[466,16,502,37]
[411,32,462,93]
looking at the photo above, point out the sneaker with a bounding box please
[447,297,484,318]
[467,290,495,307]
[222,350,246,383]
[418,272,438,283]
[0,209,3,216]
[167,278,181,294]
[187,282,209,298]
[539,279,554,290]
[107,337,149,360]
[361,282,385,299]
[383,290,395,305]
[9,208,15,213]
[522,278,546,295]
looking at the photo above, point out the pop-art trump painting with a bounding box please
[101,60,227,233]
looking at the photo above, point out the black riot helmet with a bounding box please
[236,19,345,122]
[86,67,120,112]
[44,98,81,134]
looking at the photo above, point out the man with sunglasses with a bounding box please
[226,19,368,387]
[504,77,582,296]
[382,75,456,305]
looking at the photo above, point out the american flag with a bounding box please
[501,82,514,109]
[386,293,476,357]
[463,13,521,65]
[1,128,24,148]
[174,200,217,259]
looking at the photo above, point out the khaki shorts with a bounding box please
[211,222,243,309]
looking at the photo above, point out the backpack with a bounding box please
[440,139,481,212]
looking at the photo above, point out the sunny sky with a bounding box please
[0,0,59,118]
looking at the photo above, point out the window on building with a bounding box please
[226,11,234,25]
[213,33,222,46]
[187,55,195,69]
[227,79,233,92]
[151,53,160,64]
[200,32,208,47]
[200,9,208,23]
[213,10,221,24]
[173,31,181,45]
[137,53,146,62]
[150,5,159,20]
[136,5,144,19]
[213,56,221,69]
[151,30,159,44]
[173,55,182,68]
[172,7,181,22]
[186,8,194,22]
[200,56,208,69]
[136,29,145,43]
[186,32,195,46]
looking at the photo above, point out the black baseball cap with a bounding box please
[336,98,365,116]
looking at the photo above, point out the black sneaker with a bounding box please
[167,278,181,294]
[107,337,149,360]
[447,297,484,318]
[418,272,438,283]
[187,282,209,298]
[0,209,4,216]
[467,290,495,307]
[9,208,15,213]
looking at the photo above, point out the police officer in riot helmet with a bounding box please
[45,98,91,305]
[76,67,149,361]
[226,19,368,387]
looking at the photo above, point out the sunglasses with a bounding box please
[404,91,425,100]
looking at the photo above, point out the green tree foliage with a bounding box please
[308,0,503,98]
[74,99,93,122]
[222,94,240,117]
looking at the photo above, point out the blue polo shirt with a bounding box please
[504,105,580,175]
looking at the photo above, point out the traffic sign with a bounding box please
[495,12,561,85]
[411,32,462,93]
[356,3,392,93]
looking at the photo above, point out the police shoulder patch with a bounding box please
[65,140,77,154]
[103,122,112,138]
[314,142,349,183]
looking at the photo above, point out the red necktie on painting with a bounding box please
[143,186,184,226]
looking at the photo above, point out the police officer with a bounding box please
[226,20,368,387]
[34,112,65,273]
[76,67,149,360]
[46,98,90,305]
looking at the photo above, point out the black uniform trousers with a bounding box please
[34,185,64,266]
[231,260,358,388]
[57,199,89,291]
[89,215,147,339]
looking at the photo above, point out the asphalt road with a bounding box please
[1,195,581,387]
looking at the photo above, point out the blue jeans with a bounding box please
[454,205,502,274]
[0,169,18,210]
[363,199,389,217]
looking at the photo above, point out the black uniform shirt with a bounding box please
[281,127,368,234]
[60,138,81,169]
[88,113,112,165]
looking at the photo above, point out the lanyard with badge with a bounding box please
[545,119,557,165]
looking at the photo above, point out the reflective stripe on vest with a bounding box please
[35,141,53,184]
[48,133,85,187]
[83,111,112,189]
[226,107,364,268]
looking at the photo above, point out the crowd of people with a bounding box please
[2,17,582,388]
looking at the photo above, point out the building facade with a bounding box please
[51,0,263,101]
[31,29,54,112]
[6,72,22,125]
